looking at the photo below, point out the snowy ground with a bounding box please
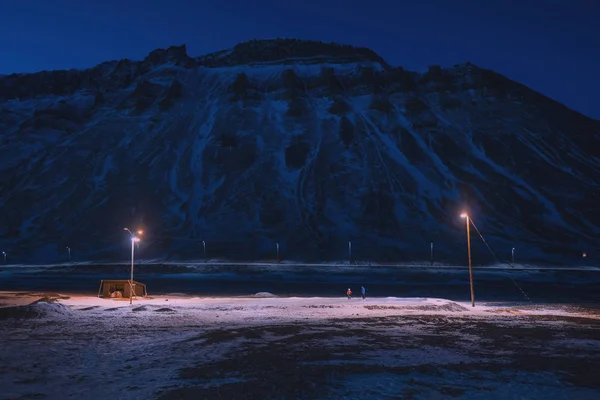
[1,292,600,399]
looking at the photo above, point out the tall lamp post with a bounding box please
[276,243,279,263]
[202,241,206,258]
[2,251,6,264]
[460,213,475,307]
[124,228,143,305]
[348,241,352,265]
[66,246,71,261]
[511,247,515,265]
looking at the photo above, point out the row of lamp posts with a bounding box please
[115,218,483,309]
[2,235,517,269]
[34,218,515,308]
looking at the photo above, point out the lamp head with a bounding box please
[460,213,468,219]
[133,237,141,243]
[137,230,143,235]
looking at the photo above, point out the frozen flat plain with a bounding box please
[1,292,599,399]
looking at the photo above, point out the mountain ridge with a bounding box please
[2,39,597,124]
[0,39,599,265]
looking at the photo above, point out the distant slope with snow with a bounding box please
[0,39,599,264]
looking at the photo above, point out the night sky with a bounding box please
[0,0,598,119]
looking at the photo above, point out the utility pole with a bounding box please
[276,243,279,263]
[461,213,475,307]
[124,228,142,305]
[130,238,135,305]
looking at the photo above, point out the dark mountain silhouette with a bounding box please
[1,39,598,264]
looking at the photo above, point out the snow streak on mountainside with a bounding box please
[0,39,599,264]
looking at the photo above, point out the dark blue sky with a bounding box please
[1,0,598,119]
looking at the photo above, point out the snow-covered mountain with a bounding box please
[1,39,599,264]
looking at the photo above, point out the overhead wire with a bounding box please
[469,218,533,304]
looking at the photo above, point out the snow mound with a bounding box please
[0,305,41,320]
[30,302,74,317]
[252,292,278,298]
[364,302,468,312]
[0,302,73,320]
[154,307,176,312]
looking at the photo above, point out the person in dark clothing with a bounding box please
[361,286,366,300]
[346,288,352,299]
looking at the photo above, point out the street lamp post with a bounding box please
[66,247,71,261]
[460,213,475,307]
[2,251,5,264]
[511,247,515,265]
[430,242,434,266]
[202,241,206,258]
[129,237,139,305]
[124,228,143,305]
[276,243,279,262]
[349,241,352,264]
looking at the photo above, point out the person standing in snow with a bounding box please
[361,286,366,300]
[346,288,352,299]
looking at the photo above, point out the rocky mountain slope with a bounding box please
[1,39,599,264]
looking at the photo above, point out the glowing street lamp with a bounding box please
[276,243,280,262]
[2,251,6,263]
[124,228,143,305]
[511,247,515,265]
[460,213,475,307]
[125,228,143,237]
[202,240,206,258]
[66,246,71,261]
